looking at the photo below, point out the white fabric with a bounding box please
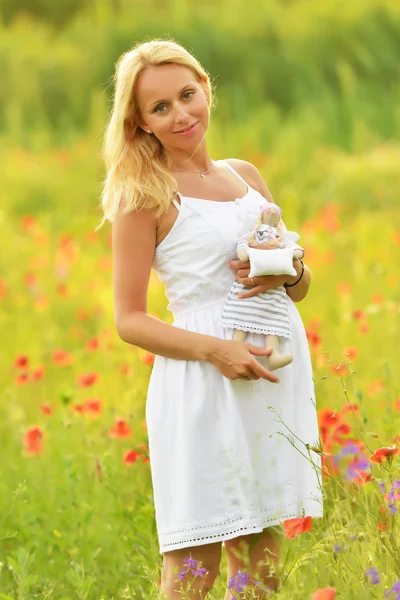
[248,246,297,277]
[147,160,323,555]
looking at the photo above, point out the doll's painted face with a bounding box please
[261,205,282,227]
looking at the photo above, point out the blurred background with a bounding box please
[1,1,400,598]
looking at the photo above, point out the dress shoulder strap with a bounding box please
[171,195,181,211]
[221,160,250,188]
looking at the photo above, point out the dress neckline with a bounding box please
[175,159,251,204]
[177,188,251,204]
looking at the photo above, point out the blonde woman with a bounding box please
[100,39,323,599]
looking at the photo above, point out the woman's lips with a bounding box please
[175,121,199,136]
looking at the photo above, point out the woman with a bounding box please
[100,39,323,599]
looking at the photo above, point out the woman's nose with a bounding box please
[173,103,189,121]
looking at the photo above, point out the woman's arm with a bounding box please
[226,159,312,303]
[112,207,279,382]
[284,261,311,303]
[112,207,217,361]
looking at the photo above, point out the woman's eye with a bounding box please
[154,91,194,113]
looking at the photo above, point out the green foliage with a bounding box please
[1,1,400,598]
[1,0,400,148]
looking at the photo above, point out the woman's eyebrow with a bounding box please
[148,84,192,108]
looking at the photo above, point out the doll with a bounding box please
[220,204,304,371]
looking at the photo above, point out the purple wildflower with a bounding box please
[333,544,341,553]
[379,482,386,493]
[178,557,208,581]
[366,567,380,585]
[228,571,250,593]
[386,480,400,515]
[346,453,371,481]
[341,443,363,456]
[183,557,199,570]
[385,580,400,599]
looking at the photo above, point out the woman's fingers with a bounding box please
[251,360,280,383]
[235,274,288,293]
[228,259,250,271]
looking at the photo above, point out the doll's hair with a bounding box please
[96,38,214,229]
[248,204,284,245]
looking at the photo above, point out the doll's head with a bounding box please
[260,204,282,227]
[248,203,284,246]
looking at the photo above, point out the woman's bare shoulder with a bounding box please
[224,158,275,203]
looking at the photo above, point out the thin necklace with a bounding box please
[172,160,215,178]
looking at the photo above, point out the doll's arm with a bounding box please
[236,231,252,261]
[282,239,305,260]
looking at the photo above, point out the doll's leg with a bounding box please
[233,329,247,342]
[265,335,293,371]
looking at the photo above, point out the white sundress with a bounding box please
[146,160,323,555]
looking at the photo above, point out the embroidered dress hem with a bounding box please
[159,499,323,553]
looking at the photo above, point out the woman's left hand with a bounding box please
[228,259,287,299]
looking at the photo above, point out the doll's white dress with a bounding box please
[146,160,323,555]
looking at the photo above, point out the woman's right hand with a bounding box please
[206,339,280,383]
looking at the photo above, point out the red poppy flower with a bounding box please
[141,352,155,366]
[76,309,89,321]
[305,329,321,350]
[378,505,390,531]
[86,337,99,351]
[370,446,400,464]
[77,372,99,387]
[21,215,38,233]
[352,309,365,320]
[0,278,7,298]
[109,418,132,439]
[124,450,141,465]
[40,404,53,416]
[119,363,131,375]
[57,283,68,296]
[342,346,359,361]
[14,355,29,369]
[71,398,102,418]
[351,471,373,488]
[331,363,348,376]
[283,516,312,539]
[23,426,43,456]
[15,372,29,386]
[52,349,73,366]
[24,272,38,289]
[312,588,336,600]
[31,365,45,381]
[367,380,385,397]
[82,398,102,418]
[340,404,359,415]
[318,409,351,451]
[371,293,384,305]
[337,282,351,295]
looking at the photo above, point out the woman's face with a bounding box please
[135,63,210,151]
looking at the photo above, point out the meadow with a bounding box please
[1,0,400,598]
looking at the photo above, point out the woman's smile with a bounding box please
[174,121,199,136]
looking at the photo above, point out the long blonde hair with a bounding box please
[96,39,214,229]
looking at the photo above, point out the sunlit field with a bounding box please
[1,0,400,598]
